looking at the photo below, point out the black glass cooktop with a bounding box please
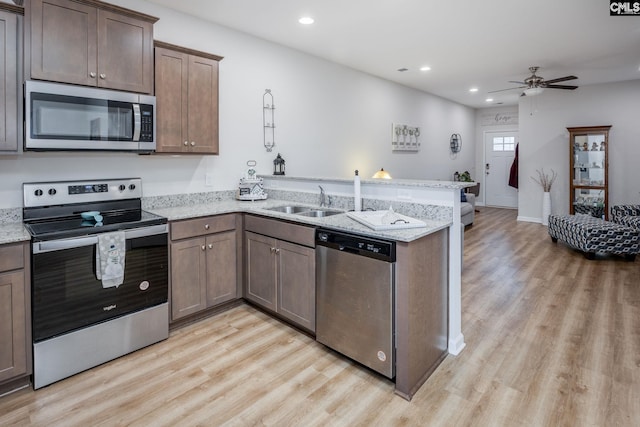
[25,209,166,241]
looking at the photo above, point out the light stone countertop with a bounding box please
[260,174,476,190]
[0,197,452,246]
[0,222,31,245]
[149,198,451,243]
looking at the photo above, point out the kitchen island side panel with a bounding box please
[394,227,449,400]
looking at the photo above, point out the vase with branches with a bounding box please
[531,168,557,192]
[531,168,557,226]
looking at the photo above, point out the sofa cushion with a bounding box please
[460,202,473,216]
[615,215,640,231]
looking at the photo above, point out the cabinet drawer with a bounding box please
[245,215,315,248]
[0,243,24,272]
[171,214,236,241]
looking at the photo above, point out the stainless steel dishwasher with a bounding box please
[315,228,396,378]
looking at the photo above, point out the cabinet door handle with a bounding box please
[208,244,213,249]
[89,72,96,78]
[201,245,206,251]
[183,141,189,146]
[204,224,210,230]
[270,247,276,253]
[99,73,106,79]
[275,248,280,254]
[190,141,196,146]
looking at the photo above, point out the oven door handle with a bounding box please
[32,224,168,254]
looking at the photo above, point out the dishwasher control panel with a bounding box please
[316,229,396,262]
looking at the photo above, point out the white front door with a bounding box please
[484,131,518,208]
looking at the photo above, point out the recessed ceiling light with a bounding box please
[485,98,493,102]
[298,16,314,25]
[420,66,431,72]
[469,87,479,93]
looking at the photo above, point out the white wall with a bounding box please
[0,0,476,209]
[517,79,640,222]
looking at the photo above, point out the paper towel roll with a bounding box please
[354,170,361,211]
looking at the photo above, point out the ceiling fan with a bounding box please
[490,66,578,96]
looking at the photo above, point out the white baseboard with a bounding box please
[448,334,466,356]
[517,216,541,223]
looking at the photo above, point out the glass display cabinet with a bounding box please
[568,125,611,219]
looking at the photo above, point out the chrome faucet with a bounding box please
[319,185,326,207]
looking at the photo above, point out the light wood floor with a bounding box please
[2,208,639,426]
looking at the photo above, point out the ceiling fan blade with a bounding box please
[508,80,526,85]
[544,75,578,84]
[544,84,578,90]
[488,86,526,93]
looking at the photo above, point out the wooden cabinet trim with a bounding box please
[155,40,223,62]
[0,243,24,272]
[36,0,158,23]
[245,215,315,248]
[0,3,23,15]
[170,214,236,241]
[0,269,27,382]
[0,9,19,152]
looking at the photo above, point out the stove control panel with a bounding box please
[23,178,143,207]
[68,183,109,194]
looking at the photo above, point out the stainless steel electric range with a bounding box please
[23,178,169,389]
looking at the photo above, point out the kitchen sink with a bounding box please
[266,205,310,214]
[265,205,343,217]
[296,209,343,218]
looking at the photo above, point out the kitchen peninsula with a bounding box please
[148,175,470,399]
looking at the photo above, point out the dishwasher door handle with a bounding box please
[337,245,360,255]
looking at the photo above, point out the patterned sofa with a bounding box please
[548,214,639,261]
[611,205,640,231]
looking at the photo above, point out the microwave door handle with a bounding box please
[133,103,141,142]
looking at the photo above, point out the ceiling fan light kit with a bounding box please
[523,87,544,96]
[490,66,579,97]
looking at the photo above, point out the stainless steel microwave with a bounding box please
[25,81,156,152]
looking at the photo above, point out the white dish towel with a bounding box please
[96,231,126,288]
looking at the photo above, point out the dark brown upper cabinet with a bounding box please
[26,0,157,94]
[154,41,223,154]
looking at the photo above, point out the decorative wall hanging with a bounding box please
[391,123,420,152]
[263,89,275,152]
[450,133,462,154]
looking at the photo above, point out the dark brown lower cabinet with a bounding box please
[245,216,315,333]
[170,215,239,321]
[0,242,31,393]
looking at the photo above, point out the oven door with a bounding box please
[31,225,168,342]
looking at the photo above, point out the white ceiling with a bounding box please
[146,0,640,109]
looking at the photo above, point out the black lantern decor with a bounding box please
[273,153,285,175]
